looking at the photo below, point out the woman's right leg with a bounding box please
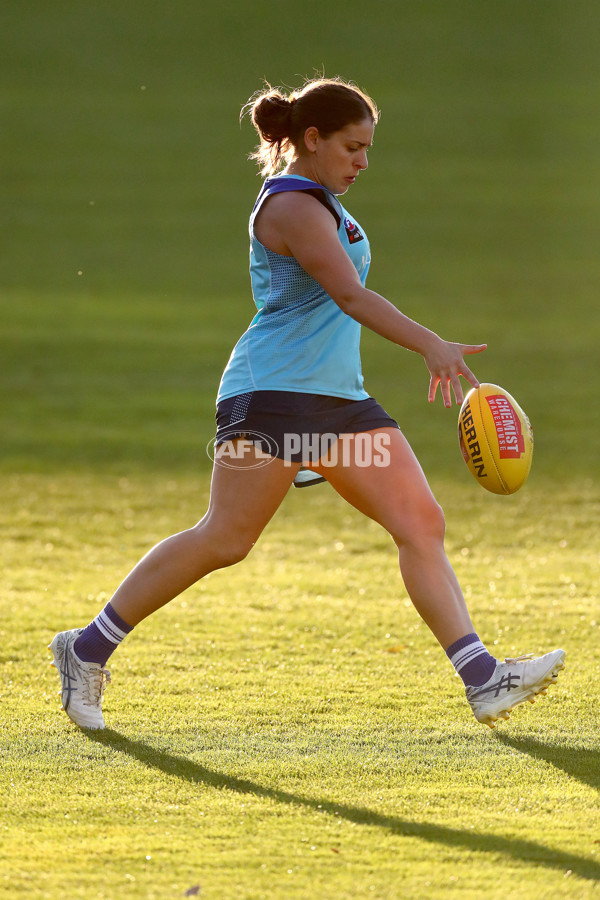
[50,445,299,728]
[110,446,300,625]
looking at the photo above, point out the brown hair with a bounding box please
[242,77,379,176]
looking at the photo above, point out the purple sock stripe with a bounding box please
[96,611,128,644]
[451,644,488,672]
[445,632,497,687]
[103,602,133,635]
[445,632,478,659]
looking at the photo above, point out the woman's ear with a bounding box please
[303,126,320,153]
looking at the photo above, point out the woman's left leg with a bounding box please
[307,427,474,648]
[307,428,566,729]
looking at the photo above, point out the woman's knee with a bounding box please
[388,495,446,550]
[190,521,256,568]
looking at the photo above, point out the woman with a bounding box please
[50,77,564,730]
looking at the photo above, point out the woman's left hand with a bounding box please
[425,339,487,407]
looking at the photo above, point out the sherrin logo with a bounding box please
[458,399,487,479]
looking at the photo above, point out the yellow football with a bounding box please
[458,383,533,494]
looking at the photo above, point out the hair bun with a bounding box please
[251,89,293,142]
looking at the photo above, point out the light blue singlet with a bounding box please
[217,174,371,403]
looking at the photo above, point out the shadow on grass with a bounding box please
[495,732,600,793]
[86,728,600,882]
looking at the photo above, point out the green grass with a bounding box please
[1,474,599,899]
[1,1,600,898]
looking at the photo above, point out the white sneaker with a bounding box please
[466,649,565,728]
[48,629,111,730]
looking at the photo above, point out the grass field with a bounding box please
[1,2,599,898]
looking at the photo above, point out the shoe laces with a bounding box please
[82,666,111,707]
[503,654,534,664]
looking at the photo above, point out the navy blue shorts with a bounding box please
[214,391,399,463]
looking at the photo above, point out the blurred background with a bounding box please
[2,0,599,481]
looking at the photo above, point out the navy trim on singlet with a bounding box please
[252,176,343,228]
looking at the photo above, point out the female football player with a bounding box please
[50,77,564,730]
